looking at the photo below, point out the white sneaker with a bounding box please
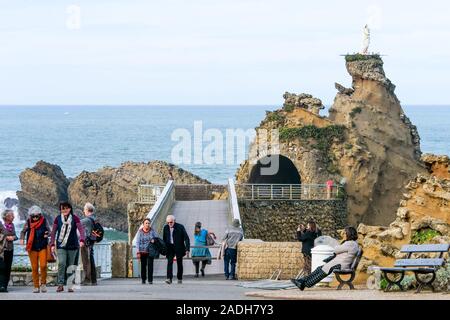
[40,284,47,293]
[32,287,40,293]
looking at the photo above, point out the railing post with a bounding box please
[270,185,273,200]
[290,184,292,200]
[251,184,254,200]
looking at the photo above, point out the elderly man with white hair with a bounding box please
[162,214,190,284]
[80,202,98,286]
[0,208,18,292]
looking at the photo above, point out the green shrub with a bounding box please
[435,264,450,291]
[345,53,381,62]
[283,104,295,112]
[279,125,346,174]
[379,274,416,291]
[410,229,440,244]
[350,107,362,118]
[266,111,285,124]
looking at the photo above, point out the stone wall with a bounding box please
[237,242,304,280]
[239,200,347,241]
[111,241,129,278]
[175,185,226,201]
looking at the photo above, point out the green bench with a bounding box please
[379,243,449,293]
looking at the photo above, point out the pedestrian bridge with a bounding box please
[131,180,342,277]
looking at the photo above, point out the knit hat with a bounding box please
[28,205,42,216]
[195,221,202,228]
[232,219,241,228]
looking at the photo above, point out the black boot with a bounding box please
[291,278,306,291]
[303,267,328,288]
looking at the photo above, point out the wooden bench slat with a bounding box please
[400,244,450,253]
[380,267,436,272]
[394,258,444,267]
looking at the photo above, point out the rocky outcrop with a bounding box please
[18,160,209,231]
[355,155,450,283]
[17,161,70,219]
[236,55,426,227]
[68,161,209,231]
[283,92,325,115]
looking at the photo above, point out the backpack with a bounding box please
[89,217,104,243]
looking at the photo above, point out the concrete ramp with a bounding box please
[152,200,230,277]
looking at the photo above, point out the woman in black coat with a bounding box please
[297,220,321,275]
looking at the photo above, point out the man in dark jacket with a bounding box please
[163,215,190,284]
[297,220,321,276]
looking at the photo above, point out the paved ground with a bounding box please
[245,285,450,300]
[3,278,449,300]
[1,275,260,300]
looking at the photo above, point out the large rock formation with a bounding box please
[236,55,426,226]
[17,161,70,219]
[355,154,450,283]
[18,160,209,231]
[68,161,209,231]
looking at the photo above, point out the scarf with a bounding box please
[4,222,14,233]
[58,213,73,248]
[26,216,44,252]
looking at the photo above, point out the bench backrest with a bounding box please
[350,247,364,271]
[394,258,445,268]
[400,244,450,253]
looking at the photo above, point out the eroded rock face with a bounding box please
[355,159,450,283]
[18,160,209,231]
[283,92,325,115]
[236,55,426,226]
[17,161,70,219]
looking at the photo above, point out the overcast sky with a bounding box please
[1,0,449,105]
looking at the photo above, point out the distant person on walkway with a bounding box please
[291,226,359,291]
[50,201,85,293]
[0,209,18,292]
[136,218,159,284]
[297,220,322,276]
[20,206,51,293]
[326,179,334,199]
[163,215,190,284]
[222,219,244,280]
[191,221,216,278]
[80,203,98,286]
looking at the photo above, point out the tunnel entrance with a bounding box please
[248,155,301,184]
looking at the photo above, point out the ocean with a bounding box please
[1,105,449,212]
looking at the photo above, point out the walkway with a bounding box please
[2,276,258,300]
[150,200,230,276]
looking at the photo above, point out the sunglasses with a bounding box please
[31,214,41,218]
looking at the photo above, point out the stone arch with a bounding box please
[248,155,301,184]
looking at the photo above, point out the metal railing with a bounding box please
[12,242,113,278]
[235,184,343,200]
[137,184,166,203]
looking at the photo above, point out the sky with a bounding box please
[0,0,449,106]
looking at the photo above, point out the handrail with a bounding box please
[227,178,242,225]
[235,183,343,201]
[131,180,175,277]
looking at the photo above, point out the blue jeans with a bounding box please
[224,248,237,278]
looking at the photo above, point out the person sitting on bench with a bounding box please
[291,226,359,291]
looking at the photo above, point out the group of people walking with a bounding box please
[135,215,244,284]
[0,201,101,293]
[2,201,360,293]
